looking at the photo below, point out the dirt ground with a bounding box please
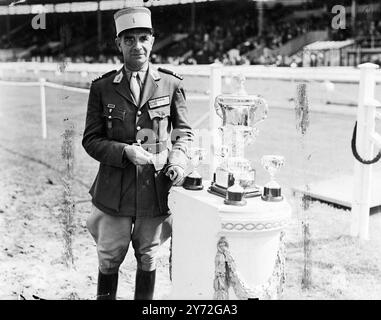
[1,79,381,300]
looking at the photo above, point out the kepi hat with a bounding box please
[114,7,152,37]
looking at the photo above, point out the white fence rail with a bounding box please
[351,63,381,240]
[2,62,381,83]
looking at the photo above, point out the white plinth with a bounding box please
[167,181,292,300]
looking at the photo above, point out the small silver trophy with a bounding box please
[261,155,285,202]
[223,158,252,206]
[208,74,268,205]
[183,147,206,190]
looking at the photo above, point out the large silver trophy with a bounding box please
[208,74,268,205]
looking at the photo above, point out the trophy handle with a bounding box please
[185,147,206,176]
[251,97,269,126]
[244,127,259,146]
[220,145,229,158]
[214,98,224,120]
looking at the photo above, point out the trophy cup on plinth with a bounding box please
[261,155,285,202]
[223,157,252,206]
[183,147,206,190]
[208,74,268,204]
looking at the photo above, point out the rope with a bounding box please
[351,121,381,165]
[0,79,90,94]
[0,79,39,86]
[213,232,285,300]
[169,236,172,282]
[44,81,89,94]
[0,79,208,101]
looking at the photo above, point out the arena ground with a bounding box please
[1,77,381,299]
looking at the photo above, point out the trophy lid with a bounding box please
[216,74,263,105]
[214,73,268,126]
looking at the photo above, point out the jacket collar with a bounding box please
[149,64,161,81]
[113,67,135,106]
[139,64,160,108]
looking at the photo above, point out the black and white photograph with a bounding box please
[0,0,381,303]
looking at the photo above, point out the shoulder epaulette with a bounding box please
[92,70,117,83]
[158,67,183,80]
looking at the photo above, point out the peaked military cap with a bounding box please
[114,7,152,37]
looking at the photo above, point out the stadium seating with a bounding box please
[0,0,380,66]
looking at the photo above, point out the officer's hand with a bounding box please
[124,145,153,165]
[166,165,185,185]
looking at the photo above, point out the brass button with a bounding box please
[109,109,112,113]
[108,116,112,119]
[137,110,142,116]
[136,126,141,131]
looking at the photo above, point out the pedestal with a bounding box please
[167,181,292,300]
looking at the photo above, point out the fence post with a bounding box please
[209,63,222,176]
[351,63,379,240]
[39,78,47,139]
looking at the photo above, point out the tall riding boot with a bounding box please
[96,270,118,300]
[134,269,156,300]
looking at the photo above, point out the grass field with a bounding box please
[1,76,381,300]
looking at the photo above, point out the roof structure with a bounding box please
[0,0,215,6]
[0,0,308,4]
[0,0,310,13]
[304,40,356,51]
[1,0,218,15]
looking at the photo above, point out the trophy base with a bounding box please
[261,186,283,202]
[261,194,284,202]
[184,185,204,191]
[208,182,261,199]
[224,198,247,206]
[183,176,204,190]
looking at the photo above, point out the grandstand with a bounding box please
[0,0,380,67]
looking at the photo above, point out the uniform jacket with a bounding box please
[82,64,193,217]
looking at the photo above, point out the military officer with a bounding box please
[82,6,193,300]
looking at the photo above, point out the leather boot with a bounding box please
[134,269,156,300]
[96,270,118,300]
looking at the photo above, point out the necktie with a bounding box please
[130,72,141,106]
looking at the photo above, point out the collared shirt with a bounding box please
[124,64,148,87]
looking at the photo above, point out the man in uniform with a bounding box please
[82,6,193,300]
